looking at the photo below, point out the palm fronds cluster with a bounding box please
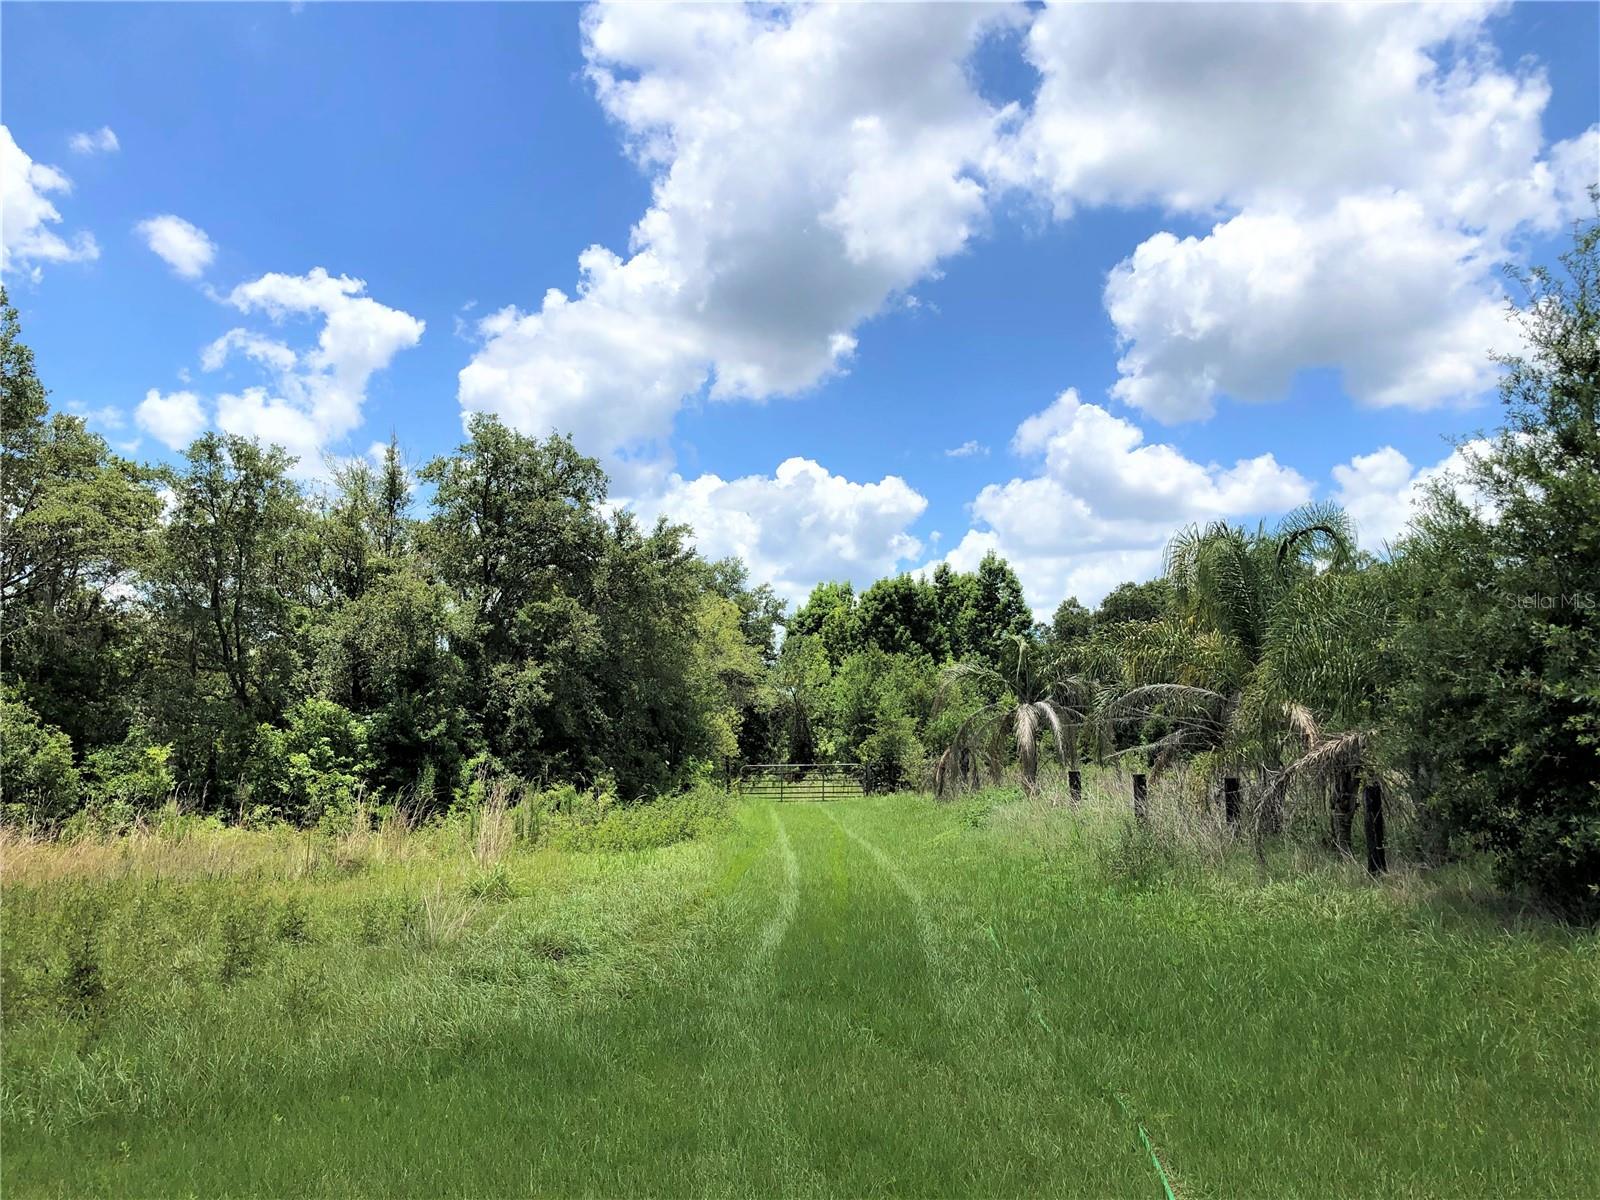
[936,504,1397,844]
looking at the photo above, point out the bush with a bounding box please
[465,861,517,902]
[241,699,371,827]
[542,784,733,853]
[85,732,176,813]
[1390,210,1600,921]
[1100,820,1177,894]
[0,684,81,826]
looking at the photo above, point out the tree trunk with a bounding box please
[1331,769,1358,855]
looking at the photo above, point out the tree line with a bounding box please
[3,208,1597,917]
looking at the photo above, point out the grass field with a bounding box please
[3,790,1597,1198]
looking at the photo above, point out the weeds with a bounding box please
[465,861,517,902]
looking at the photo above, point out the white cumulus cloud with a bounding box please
[69,127,119,156]
[1331,441,1491,549]
[1104,194,1516,422]
[135,389,207,451]
[930,389,1312,614]
[637,457,929,606]
[459,2,1023,482]
[136,214,217,279]
[1016,2,1596,423]
[198,268,424,472]
[1,125,99,281]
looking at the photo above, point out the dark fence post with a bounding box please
[723,756,732,793]
[1223,776,1240,830]
[1363,780,1387,875]
[1132,774,1148,825]
[1068,770,1082,808]
[1332,769,1358,855]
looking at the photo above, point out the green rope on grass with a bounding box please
[1110,1090,1178,1200]
[993,925,1179,1200]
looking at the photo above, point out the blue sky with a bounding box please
[4,2,1597,611]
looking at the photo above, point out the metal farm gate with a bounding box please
[730,762,867,802]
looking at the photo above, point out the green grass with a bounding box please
[3,793,1597,1198]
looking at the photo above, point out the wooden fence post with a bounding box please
[1068,770,1082,808]
[1132,774,1148,825]
[1223,776,1240,830]
[1332,769,1358,855]
[1363,780,1387,875]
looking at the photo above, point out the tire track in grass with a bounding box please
[814,803,956,1021]
[747,803,799,976]
[695,801,825,1198]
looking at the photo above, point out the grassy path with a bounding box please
[5,795,1597,1197]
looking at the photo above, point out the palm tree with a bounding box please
[1099,504,1361,829]
[935,635,1092,798]
[1254,559,1398,850]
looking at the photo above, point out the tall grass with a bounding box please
[3,787,1594,1197]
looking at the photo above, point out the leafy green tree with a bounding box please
[587,513,725,795]
[691,592,770,761]
[704,557,783,664]
[314,441,412,607]
[242,698,371,828]
[84,731,177,818]
[146,433,311,796]
[1048,597,1093,650]
[1093,579,1173,628]
[1392,205,1600,918]
[856,574,944,659]
[419,415,608,779]
[930,561,977,660]
[772,634,831,762]
[420,414,606,644]
[967,552,1033,667]
[311,562,471,807]
[788,580,859,666]
[0,289,160,750]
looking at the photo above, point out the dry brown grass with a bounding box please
[472,777,515,869]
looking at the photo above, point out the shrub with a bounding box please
[1100,820,1177,894]
[543,784,733,853]
[241,699,371,827]
[0,684,81,826]
[1389,210,1600,920]
[85,732,176,814]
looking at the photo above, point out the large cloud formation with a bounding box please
[639,458,929,606]
[1017,1,1595,422]
[459,2,1023,486]
[451,2,1594,612]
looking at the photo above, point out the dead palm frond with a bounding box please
[935,636,1095,798]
